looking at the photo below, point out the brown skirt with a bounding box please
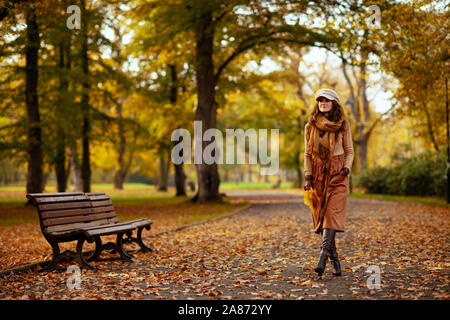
[311,154,349,234]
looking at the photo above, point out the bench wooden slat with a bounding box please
[90,199,113,207]
[38,201,92,212]
[41,207,94,219]
[90,205,115,214]
[88,195,110,201]
[27,192,84,198]
[42,212,116,227]
[132,219,153,228]
[75,219,146,232]
[34,195,89,203]
[45,219,115,234]
[84,224,137,237]
[86,193,152,228]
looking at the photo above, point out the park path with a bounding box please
[0,191,449,300]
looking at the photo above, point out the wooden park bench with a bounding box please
[26,192,153,272]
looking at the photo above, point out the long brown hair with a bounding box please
[307,100,347,137]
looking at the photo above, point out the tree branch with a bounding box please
[214,28,339,85]
[339,51,358,119]
[363,102,397,139]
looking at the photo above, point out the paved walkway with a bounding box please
[0,191,448,300]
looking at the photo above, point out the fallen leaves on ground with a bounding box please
[0,194,449,300]
[0,196,247,271]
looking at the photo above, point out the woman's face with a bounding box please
[317,97,333,114]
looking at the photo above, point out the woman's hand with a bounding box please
[331,167,350,178]
[339,167,350,176]
[304,175,313,190]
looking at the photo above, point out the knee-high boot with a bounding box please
[315,228,335,276]
[329,236,342,276]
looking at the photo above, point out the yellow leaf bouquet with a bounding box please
[304,188,320,217]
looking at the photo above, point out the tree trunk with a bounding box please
[55,127,67,192]
[223,166,229,182]
[422,100,440,152]
[293,146,303,188]
[360,50,371,124]
[295,167,303,188]
[114,100,126,190]
[69,145,83,192]
[357,53,371,173]
[80,0,91,192]
[55,40,68,192]
[193,8,220,202]
[357,134,368,174]
[173,153,186,196]
[169,64,186,196]
[341,51,374,174]
[114,170,125,190]
[25,5,43,195]
[157,150,170,191]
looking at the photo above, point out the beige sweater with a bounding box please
[304,122,354,176]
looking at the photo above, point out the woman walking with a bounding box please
[303,88,354,277]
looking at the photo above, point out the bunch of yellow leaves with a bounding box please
[304,188,320,217]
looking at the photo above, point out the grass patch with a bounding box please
[0,182,155,191]
[0,183,165,207]
[281,188,449,207]
[348,192,449,207]
[0,187,248,227]
[220,181,292,189]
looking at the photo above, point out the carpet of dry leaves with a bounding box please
[0,191,449,300]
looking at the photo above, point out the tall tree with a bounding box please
[193,4,220,201]
[54,39,69,192]
[339,47,395,173]
[334,1,398,173]
[169,64,187,196]
[80,0,91,192]
[25,3,43,195]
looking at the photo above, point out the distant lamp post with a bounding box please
[345,98,354,194]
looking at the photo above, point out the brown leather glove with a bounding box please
[304,175,313,190]
[331,167,350,178]
[339,167,350,176]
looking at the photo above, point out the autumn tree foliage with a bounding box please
[378,0,449,152]
[130,0,358,202]
[0,0,447,200]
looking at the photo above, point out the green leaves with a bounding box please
[359,150,447,197]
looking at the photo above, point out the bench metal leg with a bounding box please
[75,238,96,270]
[136,226,153,253]
[123,226,153,253]
[88,235,136,262]
[87,236,103,262]
[43,238,95,272]
[116,232,135,261]
[42,239,62,272]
